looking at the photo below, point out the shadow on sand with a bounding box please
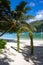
[21,45,43,65]
[0,56,9,65]
[0,50,14,65]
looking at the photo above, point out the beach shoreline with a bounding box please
[0,39,43,65]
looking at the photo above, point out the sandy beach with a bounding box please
[0,39,43,65]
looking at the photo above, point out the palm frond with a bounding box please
[16,1,27,11]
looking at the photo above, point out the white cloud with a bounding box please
[26,10,43,23]
[29,2,35,7]
[35,10,43,20]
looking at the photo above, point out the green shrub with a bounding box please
[0,39,7,49]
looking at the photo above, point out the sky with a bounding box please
[10,0,43,23]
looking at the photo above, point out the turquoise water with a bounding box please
[0,32,43,40]
[20,32,43,40]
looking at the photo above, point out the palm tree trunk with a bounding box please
[30,36,33,55]
[29,33,34,55]
[17,33,20,52]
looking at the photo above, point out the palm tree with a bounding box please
[0,0,16,36]
[12,1,34,55]
[17,23,34,55]
[0,1,34,55]
[11,1,34,30]
[0,1,33,34]
[12,1,33,21]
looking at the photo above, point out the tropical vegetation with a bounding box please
[0,0,34,55]
[0,39,6,53]
[30,20,43,32]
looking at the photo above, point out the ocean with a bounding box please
[0,32,43,40]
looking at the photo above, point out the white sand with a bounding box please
[0,39,43,65]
